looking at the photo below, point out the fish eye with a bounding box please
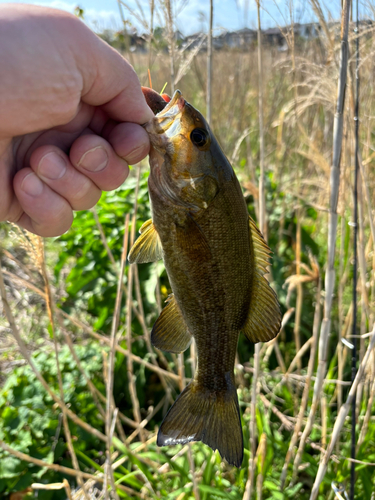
[190,128,209,148]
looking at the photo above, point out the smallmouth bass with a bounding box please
[129,88,281,467]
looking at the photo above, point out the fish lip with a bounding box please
[156,90,185,117]
[144,90,185,153]
[151,90,185,133]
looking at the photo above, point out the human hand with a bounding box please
[0,4,153,237]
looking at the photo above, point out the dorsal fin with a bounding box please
[128,219,163,264]
[151,294,192,353]
[242,216,281,343]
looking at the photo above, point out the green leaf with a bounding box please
[285,482,303,497]
[47,324,54,339]
[0,455,23,478]
[199,485,231,498]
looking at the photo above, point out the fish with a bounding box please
[128,88,281,467]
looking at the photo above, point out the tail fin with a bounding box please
[157,380,243,467]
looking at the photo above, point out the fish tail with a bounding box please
[157,379,243,467]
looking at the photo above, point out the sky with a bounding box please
[0,0,342,35]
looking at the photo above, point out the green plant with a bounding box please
[0,343,105,499]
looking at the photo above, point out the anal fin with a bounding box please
[243,216,281,343]
[128,219,162,264]
[151,294,192,353]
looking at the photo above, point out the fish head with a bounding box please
[145,90,226,211]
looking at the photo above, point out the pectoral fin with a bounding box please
[175,214,212,261]
[151,294,192,353]
[128,219,163,264]
[242,217,281,343]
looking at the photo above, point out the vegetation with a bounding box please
[1,0,375,499]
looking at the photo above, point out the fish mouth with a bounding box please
[144,90,185,153]
[155,90,185,134]
[157,90,185,118]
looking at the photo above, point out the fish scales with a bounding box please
[152,180,250,386]
[129,88,282,467]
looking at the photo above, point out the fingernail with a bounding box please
[78,146,108,172]
[21,173,44,197]
[38,152,67,180]
[126,145,145,165]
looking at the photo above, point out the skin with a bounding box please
[0,4,154,237]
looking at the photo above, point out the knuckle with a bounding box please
[40,205,73,237]
[6,206,24,224]
[68,179,100,210]
[100,163,129,192]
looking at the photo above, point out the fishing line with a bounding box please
[350,0,359,497]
